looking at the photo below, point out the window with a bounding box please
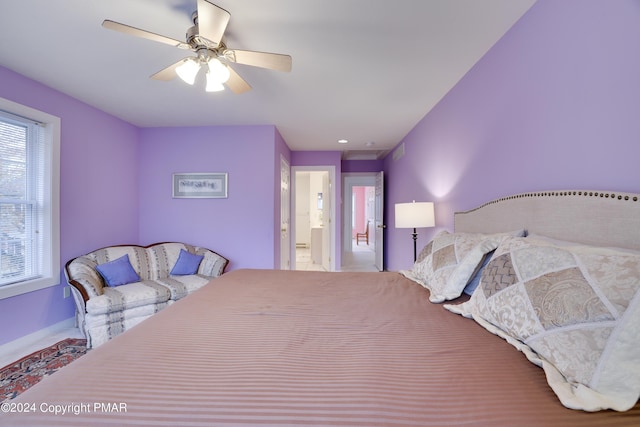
[0,97,60,299]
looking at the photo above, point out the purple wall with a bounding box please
[341,159,384,173]
[0,66,139,345]
[0,65,289,345]
[5,0,639,345]
[384,0,640,271]
[138,125,284,270]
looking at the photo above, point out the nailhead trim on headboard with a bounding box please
[461,190,639,214]
[454,189,640,250]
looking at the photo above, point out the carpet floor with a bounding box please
[0,338,88,402]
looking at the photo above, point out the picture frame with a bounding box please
[172,173,228,198]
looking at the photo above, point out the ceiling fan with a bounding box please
[102,0,292,94]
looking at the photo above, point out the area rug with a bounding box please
[0,338,87,402]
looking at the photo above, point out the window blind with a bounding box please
[0,111,44,286]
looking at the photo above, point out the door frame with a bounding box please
[279,155,291,270]
[342,172,377,255]
[291,166,336,272]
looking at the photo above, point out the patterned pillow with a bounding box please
[445,236,640,412]
[400,230,522,302]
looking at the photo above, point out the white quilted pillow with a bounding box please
[400,230,522,302]
[446,235,640,412]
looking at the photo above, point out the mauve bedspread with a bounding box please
[2,269,639,426]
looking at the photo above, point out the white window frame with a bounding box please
[0,97,60,300]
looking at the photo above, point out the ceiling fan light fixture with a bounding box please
[176,58,201,85]
[207,58,230,84]
[103,2,291,95]
[205,72,225,92]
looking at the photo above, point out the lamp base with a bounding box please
[412,228,418,263]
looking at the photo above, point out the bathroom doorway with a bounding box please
[292,167,335,271]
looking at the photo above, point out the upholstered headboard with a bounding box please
[454,190,640,251]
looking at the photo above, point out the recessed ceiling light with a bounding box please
[365,141,375,147]
[337,139,348,144]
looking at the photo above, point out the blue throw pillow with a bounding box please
[170,249,204,276]
[96,254,141,287]
[463,250,495,296]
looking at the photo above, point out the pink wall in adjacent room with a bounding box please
[352,187,366,238]
[138,125,283,270]
[383,0,640,271]
[0,66,139,345]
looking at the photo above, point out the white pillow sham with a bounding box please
[445,235,640,412]
[400,230,523,303]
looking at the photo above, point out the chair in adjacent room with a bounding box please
[356,221,369,245]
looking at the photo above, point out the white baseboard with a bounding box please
[0,317,76,357]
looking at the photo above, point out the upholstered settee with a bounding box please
[65,242,228,348]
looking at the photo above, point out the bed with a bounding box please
[2,190,639,426]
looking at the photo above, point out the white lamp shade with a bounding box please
[176,58,201,85]
[395,201,435,228]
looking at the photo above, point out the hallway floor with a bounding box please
[295,246,326,271]
[295,239,378,272]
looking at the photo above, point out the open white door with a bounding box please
[280,156,291,270]
[374,171,384,271]
[321,172,331,271]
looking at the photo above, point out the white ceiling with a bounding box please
[0,0,536,154]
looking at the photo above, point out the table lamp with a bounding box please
[395,201,435,262]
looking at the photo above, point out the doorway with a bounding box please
[292,167,335,271]
[342,173,383,271]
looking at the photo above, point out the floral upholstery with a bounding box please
[85,280,172,315]
[83,302,170,348]
[66,242,228,348]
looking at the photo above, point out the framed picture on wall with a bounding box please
[172,173,228,198]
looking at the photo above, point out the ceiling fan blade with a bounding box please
[150,58,190,81]
[225,67,251,94]
[196,0,230,47]
[225,49,292,72]
[102,20,191,50]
